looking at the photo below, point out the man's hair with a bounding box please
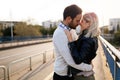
[63,4,82,20]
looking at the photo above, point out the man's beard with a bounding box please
[69,21,76,29]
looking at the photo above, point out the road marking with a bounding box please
[0,48,45,60]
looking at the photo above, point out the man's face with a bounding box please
[69,14,82,29]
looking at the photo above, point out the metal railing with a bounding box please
[0,49,54,80]
[99,36,120,80]
[0,66,7,80]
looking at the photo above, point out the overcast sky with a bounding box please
[0,0,120,26]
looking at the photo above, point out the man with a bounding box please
[53,4,93,80]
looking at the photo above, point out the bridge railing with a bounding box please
[99,36,120,80]
[0,65,7,80]
[0,49,54,80]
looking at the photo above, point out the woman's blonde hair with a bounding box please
[83,12,101,38]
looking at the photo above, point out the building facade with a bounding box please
[0,21,19,30]
[109,18,120,32]
[42,20,61,28]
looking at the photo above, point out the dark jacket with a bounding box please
[68,36,98,64]
[67,30,98,76]
[67,35,98,76]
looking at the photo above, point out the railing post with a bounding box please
[43,51,46,63]
[0,66,7,80]
[30,57,32,70]
[4,66,7,80]
[114,56,116,80]
[114,55,119,80]
[7,65,10,80]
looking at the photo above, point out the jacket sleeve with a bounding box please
[68,38,97,64]
[68,41,83,64]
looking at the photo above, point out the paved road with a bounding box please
[0,42,53,65]
[0,42,54,80]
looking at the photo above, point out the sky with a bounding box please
[0,0,120,27]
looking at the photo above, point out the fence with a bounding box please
[0,49,54,80]
[0,66,7,80]
[99,36,120,80]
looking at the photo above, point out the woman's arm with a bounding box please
[64,29,84,64]
[64,29,73,42]
[67,36,97,64]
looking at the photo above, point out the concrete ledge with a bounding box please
[0,38,52,50]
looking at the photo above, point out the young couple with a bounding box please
[53,4,100,80]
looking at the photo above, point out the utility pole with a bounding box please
[10,10,13,41]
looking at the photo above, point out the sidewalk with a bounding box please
[92,40,113,80]
[19,60,54,80]
[20,40,113,80]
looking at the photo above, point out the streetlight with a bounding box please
[9,9,14,41]
[10,22,14,41]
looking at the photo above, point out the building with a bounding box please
[100,26,109,34]
[109,18,120,32]
[0,21,20,30]
[42,20,61,28]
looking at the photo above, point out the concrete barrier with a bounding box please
[0,38,52,50]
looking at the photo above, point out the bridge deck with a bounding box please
[20,40,113,80]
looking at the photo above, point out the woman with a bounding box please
[64,12,101,80]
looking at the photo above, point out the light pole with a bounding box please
[10,22,14,41]
[10,9,14,41]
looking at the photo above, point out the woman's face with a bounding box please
[80,17,91,31]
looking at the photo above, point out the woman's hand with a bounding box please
[64,30,73,42]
